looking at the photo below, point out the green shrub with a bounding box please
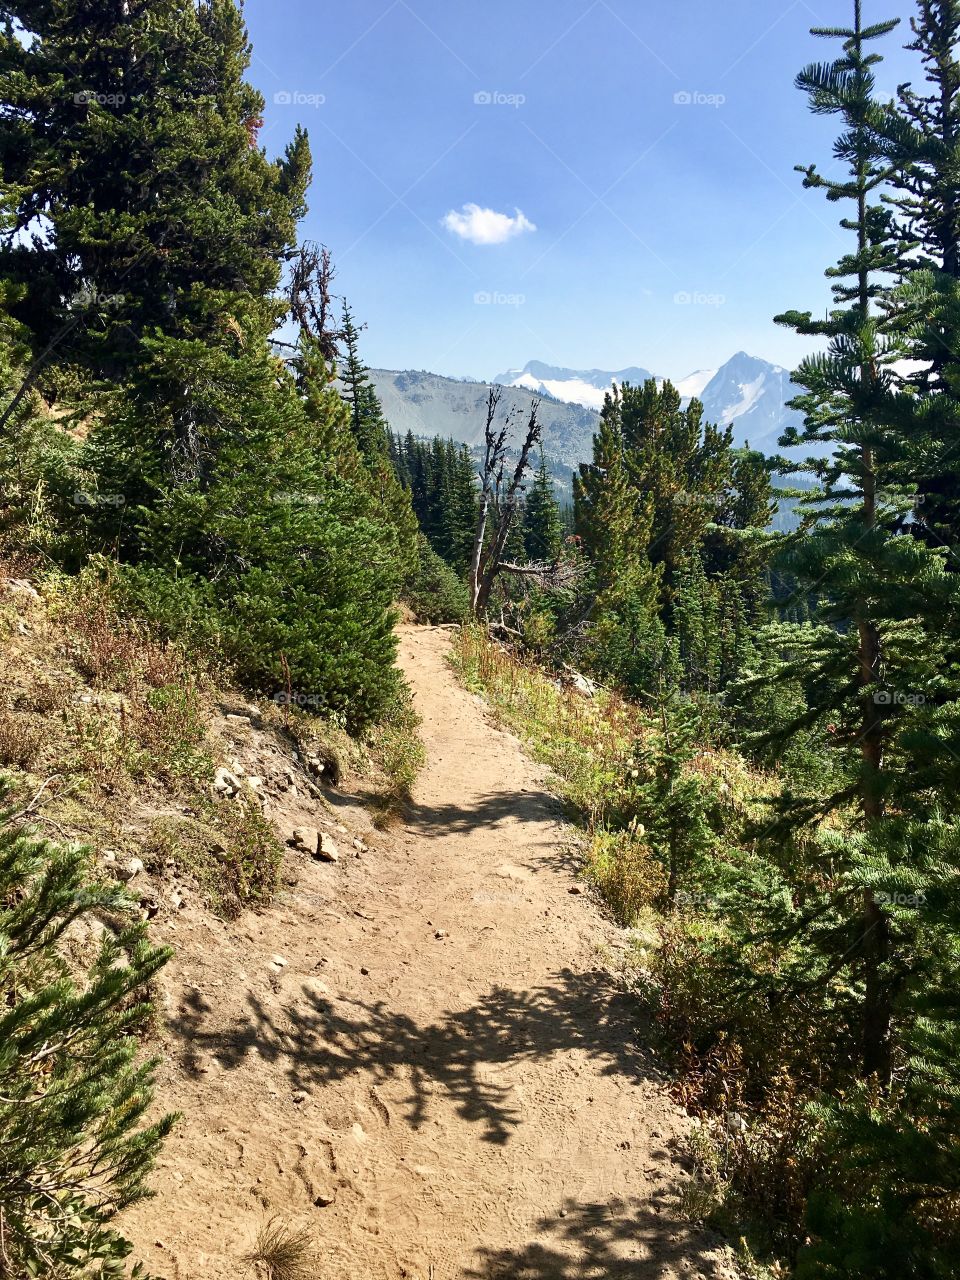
[585,826,666,925]
[403,536,470,624]
[0,792,173,1277]
[83,339,405,734]
[365,680,426,823]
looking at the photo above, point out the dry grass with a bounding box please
[452,626,668,918]
[452,625,771,926]
[53,588,185,694]
[245,1217,313,1280]
[364,679,426,827]
[452,624,645,826]
[0,708,46,770]
[0,570,286,915]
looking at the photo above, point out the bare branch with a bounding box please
[288,241,346,362]
[470,398,543,617]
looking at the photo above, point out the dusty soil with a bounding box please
[124,626,740,1279]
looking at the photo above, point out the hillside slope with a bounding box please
[370,369,600,469]
[120,626,741,1279]
[373,356,812,471]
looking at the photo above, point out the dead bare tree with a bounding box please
[287,241,347,362]
[469,390,543,617]
[496,556,586,592]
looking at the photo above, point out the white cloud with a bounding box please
[441,203,536,246]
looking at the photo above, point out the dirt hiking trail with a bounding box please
[125,626,740,1279]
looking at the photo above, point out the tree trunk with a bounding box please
[469,492,491,615]
[859,445,892,1083]
[469,392,540,619]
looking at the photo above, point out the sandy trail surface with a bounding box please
[125,626,738,1279]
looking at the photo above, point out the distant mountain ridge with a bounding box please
[370,351,807,478]
[493,360,655,411]
[369,368,599,469]
[494,353,804,455]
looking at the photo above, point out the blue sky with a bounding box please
[246,0,919,381]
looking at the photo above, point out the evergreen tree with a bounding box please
[91,336,403,729]
[339,303,390,464]
[574,385,665,694]
[0,284,79,553]
[0,0,310,407]
[574,385,659,604]
[427,436,450,551]
[574,379,771,699]
[723,7,960,1267]
[0,2,409,730]
[764,0,915,1084]
[672,549,721,694]
[523,448,564,562]
[391,433,476,574]
[873,0,960,554]
[622,692,717,903]
[330,308,419,581]
[442,442,480,574]
[618,379,733,612]
[783,6,960,1267]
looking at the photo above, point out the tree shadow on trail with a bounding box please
[326,785,565,842]
[400,788,565,840]
[170,967,662,1146]
[464,1196,733,1278]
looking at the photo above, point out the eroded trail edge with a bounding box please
[125,626,739,1279]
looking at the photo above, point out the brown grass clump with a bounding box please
[586,827,667,926]
[245,1218,313,1280]
[0,707,46,770]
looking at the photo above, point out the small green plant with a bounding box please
[365,680,425,825]
[125,680,212,788]
[0,788,174,1277]
[141,796,283,919]
[586,826,666,925]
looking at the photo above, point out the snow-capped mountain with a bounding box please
[674,368,718,401]
[369,368,599,468]
[697,352,801,453]
[493,360,654,412]
[494,353,803,453]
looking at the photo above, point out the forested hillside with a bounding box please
[2,0,960,1277]
[369,366,601,467]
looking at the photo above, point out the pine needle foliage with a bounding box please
[0,793,174,1278]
